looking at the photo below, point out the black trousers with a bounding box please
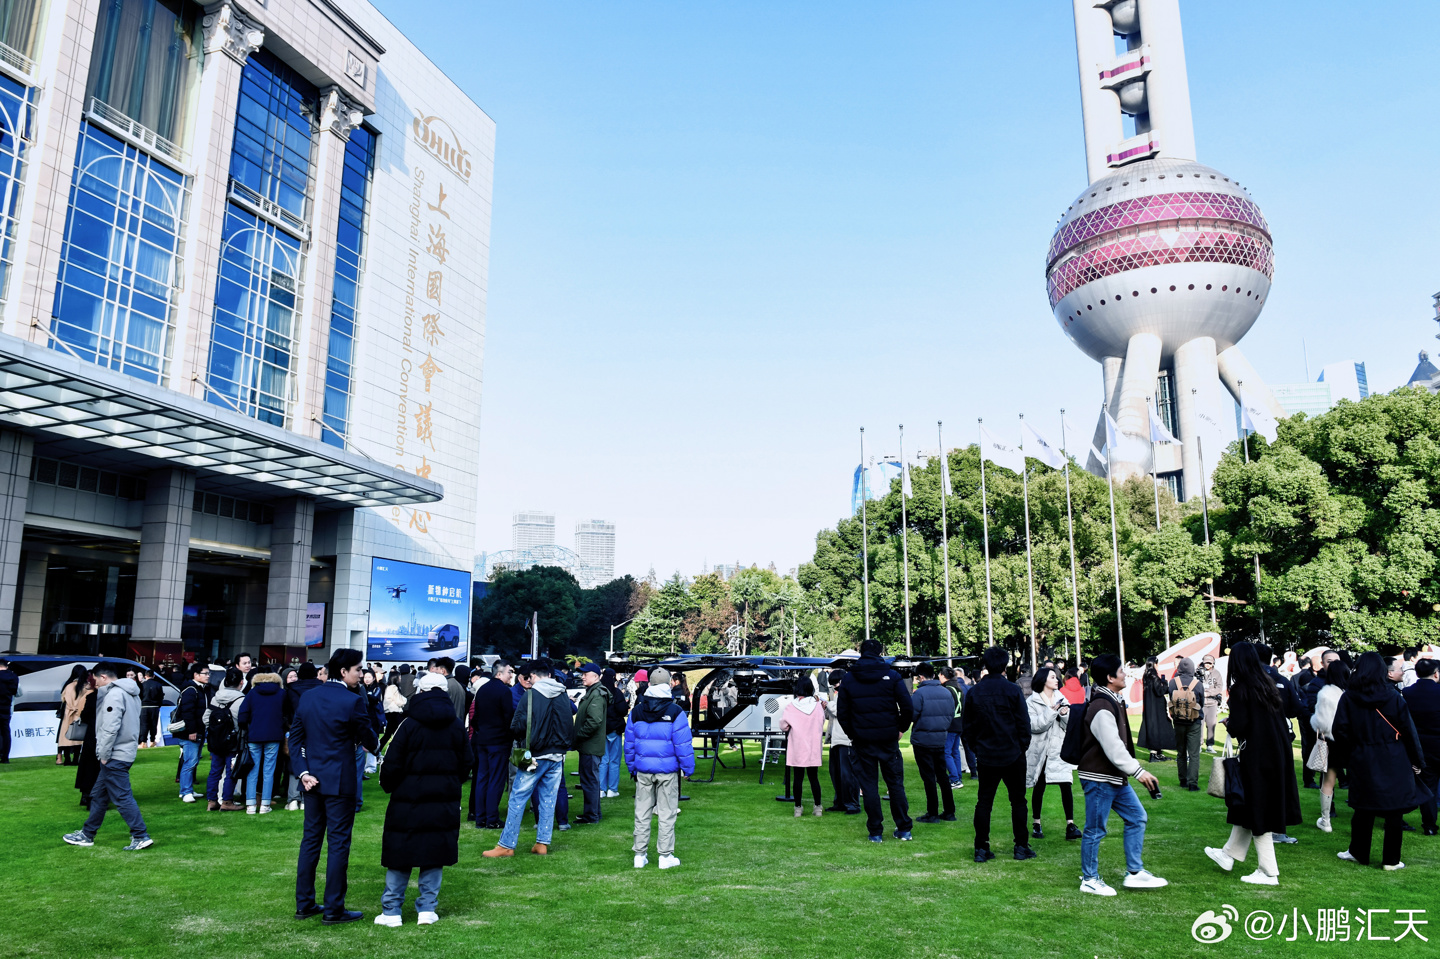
[853,741,912,837]
[913,744,955,817]
[0,715,10,762]
[472,743,509,825]
[828,744,859,811]
[792,766,822,807]
[1349,810,1405,867]
[296,793,356,916]
[1031,779,1074,821]
[1420,760,1439,832]
[579,753,601,821]
[1298,713,1318,786]
[139,707,160,744]
[1175,719,1202,788]
[974,756,1028,849]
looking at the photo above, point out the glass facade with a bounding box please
[206,50,317,427]
[321,127,376,448]
[50,122,187,382]
[85,0,202,149]
[0,72,30,306]
[206,205,303,425]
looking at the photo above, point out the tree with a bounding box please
[472,566,582,659]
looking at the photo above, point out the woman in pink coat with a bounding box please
[780,676,826,818]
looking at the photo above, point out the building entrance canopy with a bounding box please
[0,334,440,509]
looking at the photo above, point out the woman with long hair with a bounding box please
[1333,651,1426,871]
[1025,667,1080,841]
[1137,657,1175,762]
[56,664,90,765]
[1311,660,1349,833]
[1204,642,1301,885]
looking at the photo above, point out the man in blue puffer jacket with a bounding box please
[624,668,695,870]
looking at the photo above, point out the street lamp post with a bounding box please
[609,618,634,654]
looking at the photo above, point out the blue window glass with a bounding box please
[204,206,302,426]
[0,72,30,306]
[51,122,186,382]
[228,49,316,220]
[321,127,375,448]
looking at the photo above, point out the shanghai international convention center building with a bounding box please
[0,0,492,665]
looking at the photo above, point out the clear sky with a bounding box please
[373,0,1440,581]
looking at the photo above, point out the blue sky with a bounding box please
[374,0,1440,581]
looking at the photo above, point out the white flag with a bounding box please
[1090,444,1108,467]
[979,424,1025,473]
[901,460,913,499]
[1104,410,1122,456]
[1240,391,1279,442]
[1021,420,1066,470]
[1148,402,1180,445]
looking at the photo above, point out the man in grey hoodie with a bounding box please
[64,663,152,850]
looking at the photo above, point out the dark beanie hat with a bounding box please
[298,662,318,680]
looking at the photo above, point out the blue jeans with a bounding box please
[246,741,280,807]
[944,732,962,782]
[382,866,442,916]
[1080,779,1148,880]
[179,739,203,797]
[205,751,234,802]
[500,758,562,850]
[600,732,623,792]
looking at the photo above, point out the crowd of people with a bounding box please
[20,634,1436,920]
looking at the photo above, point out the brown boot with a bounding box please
[207,800,221,812]
[531,843,548,855]
[482,845,514,858]
[219,801,244,812]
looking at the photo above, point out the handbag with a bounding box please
[1222,739,1245,808]
[1206,730,1234,799]
[66,721,89,742]
[511,694,535,771]
[1306,737,1329,773]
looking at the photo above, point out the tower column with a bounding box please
[263,497,316,648]
[1174,336,1224,501]
[1217,345,1287,425]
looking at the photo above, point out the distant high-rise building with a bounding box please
[1272,383,1333,418]
[513,511,556,550]
[574,519,616,586]
[1318,361,1369,403]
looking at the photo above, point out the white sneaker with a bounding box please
[1204,847,1235,872]
[1241,869,1279,886]
[417,911,439,925]
[1337,850,1359,863]
[1316,816,1332,833]
[285,801,300,811]
[181,794,196,804]
[1122,869,1168,889]
[658,854,681,870]
[259,805,271,815]
[1079,876,1116,897]
[374,914,402,927]
[633,854,648,869]
[246,805,257,815]
[1383,862,1405,872]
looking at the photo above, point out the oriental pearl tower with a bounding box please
[1050,0,1287,498]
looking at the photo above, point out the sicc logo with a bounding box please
[412,113,472,183]
[1192,905,1239,943]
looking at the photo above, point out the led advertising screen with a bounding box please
[367,557,470,662]
[305,603,327,647]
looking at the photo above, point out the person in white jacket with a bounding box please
[1311,660,1348,833]
[1025,668,1079,841]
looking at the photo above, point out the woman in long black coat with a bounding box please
[376,675,470,926]
[1203,642,1300,886]
[1137,658,1175,760]
[73,687,99,807]
[1334,651,1427,871]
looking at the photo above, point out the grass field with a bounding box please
[0,731,1432,959]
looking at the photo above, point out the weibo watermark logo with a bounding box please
[1192,905,1238,943]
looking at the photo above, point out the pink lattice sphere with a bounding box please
[1047,157,1273,363]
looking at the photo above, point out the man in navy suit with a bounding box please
[290,648,378,925]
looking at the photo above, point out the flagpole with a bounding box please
[899,424,913,656]
[1060,409,1082,667]
[938,420,953,664]
[1103,409,1125,664]
[860,428,871,644]
[1195,425,1217,626]
[978,418,995,645]
[1018,415,1039,674]
[1238,381,1266,644]
[1147,395,1170,647]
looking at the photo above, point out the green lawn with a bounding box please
[0,734,1432,959]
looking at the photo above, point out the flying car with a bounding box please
[386,585,407,600]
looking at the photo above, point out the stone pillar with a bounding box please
[329,511,369,651]
[263,497,315,647]
[0,430,33,650]
[131,469,196,644]
[15,553,47,653]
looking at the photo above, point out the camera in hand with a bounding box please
[1145,779,1162,800]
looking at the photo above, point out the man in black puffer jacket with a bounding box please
[962,647,1034,863]
[836,639,914,842]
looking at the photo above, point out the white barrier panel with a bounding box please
[8,705,176,758]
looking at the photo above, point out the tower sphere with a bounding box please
[1046,157,1273,364]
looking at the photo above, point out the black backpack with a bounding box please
[1058,689,1091,767]
[207,702,239,754]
